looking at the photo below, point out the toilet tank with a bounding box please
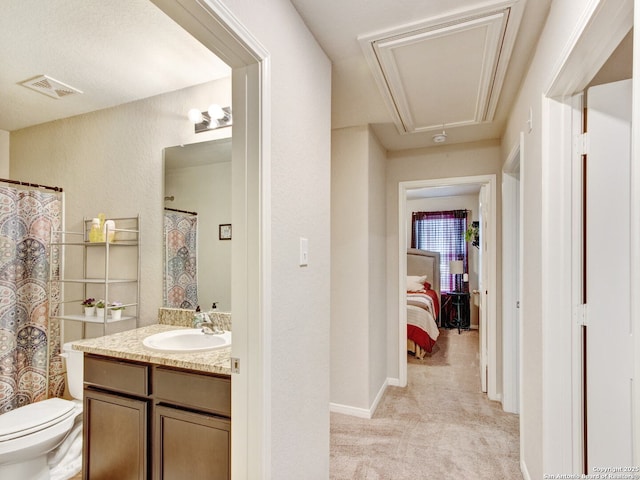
[62,342,84,400]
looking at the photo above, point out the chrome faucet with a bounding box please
[193,311,223,335]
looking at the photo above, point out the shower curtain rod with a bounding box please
[164,207,197,216]
[0,177,63,192]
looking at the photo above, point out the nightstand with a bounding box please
[443,292,470,334]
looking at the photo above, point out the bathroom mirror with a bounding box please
[163,137,231,312]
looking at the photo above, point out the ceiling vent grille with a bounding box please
[20,75,83,99]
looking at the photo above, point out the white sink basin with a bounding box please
[142,329,231,353]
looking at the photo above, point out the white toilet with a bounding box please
[0,342,84,480]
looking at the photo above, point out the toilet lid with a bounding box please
[0,398,77,442]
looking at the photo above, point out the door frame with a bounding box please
[150,0,270,476]
[542,0,635,472]
[502,132,523,414]
[398,174,498,401]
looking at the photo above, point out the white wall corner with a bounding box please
[387,377,401,387]
[521,458,532,480]
[329,379,389,419]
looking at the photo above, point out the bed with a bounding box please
[406,248,441,358]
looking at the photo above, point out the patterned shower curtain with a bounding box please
[163,211,198,309]
[0,186,64,413]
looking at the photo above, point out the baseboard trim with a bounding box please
[369,378,388,416]
[330,379,389,419]
[387,377,401,387]
[329,402,372,418]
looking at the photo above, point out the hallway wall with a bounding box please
[331,125,387,413]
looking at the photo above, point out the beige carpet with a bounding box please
[330,329,522,480]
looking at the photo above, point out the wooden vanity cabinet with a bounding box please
[83,389,148,480]
[153,367,230,480]
[154,405,230,479]
[82,354,231,480]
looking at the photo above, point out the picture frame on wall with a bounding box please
[219,224,232,240]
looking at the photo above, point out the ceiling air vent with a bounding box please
[20,75,82,99]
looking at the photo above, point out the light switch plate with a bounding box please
[299,237,308,266]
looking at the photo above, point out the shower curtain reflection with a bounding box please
[163,210,198,309]
[0,185,64,413]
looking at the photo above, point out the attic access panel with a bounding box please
[359,1,525,135]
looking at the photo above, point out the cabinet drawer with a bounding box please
[84,355,149,396]
[153,367,230,417]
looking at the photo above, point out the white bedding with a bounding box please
[407,304,439,343]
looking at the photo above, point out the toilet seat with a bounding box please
[0,398,76,442]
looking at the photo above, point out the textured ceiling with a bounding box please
[0,0,230,132]
[2,0,552,151]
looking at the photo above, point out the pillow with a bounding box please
[407,275,427,292]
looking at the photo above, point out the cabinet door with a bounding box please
[83,389,148,480]
[154,405,230,480]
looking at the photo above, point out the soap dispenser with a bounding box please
[192,306,203,327]
[89,218,101,243]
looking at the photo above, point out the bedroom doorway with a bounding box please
[398,174,497,400]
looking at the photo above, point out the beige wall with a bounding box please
[10,78,232,333]
[0,130,8,177]
[220,1,332,476]
[331,126,371,409]
[386,139,502,381]
[368,129,387,405]
[331,125,387,411]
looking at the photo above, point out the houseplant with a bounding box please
[95,300,106,318]
[81,298,96,316]
[109,301,125,321]
[465,221,480,249]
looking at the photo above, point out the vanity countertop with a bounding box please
[71,324,231,376]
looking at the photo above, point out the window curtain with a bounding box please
[163,211,198,309]
[411,209,468,292]
[0,186,64,413]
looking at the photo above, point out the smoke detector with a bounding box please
[20,75,82,99]
[432,130,448,144]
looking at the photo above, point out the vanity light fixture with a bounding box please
[187,104,232,133]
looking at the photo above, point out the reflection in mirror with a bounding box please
[163,137,231,312]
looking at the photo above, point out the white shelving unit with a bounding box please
[48,216,140,336]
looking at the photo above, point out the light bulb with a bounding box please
[188,108,203,124]
[208,104,225,120]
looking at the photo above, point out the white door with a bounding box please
[585,79,633,468]
[478,185,489,393]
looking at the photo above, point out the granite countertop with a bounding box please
[71,324,231,376]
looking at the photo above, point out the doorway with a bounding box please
[541,1,635,471]
[398,174,498,400]
[150,0,269,476]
